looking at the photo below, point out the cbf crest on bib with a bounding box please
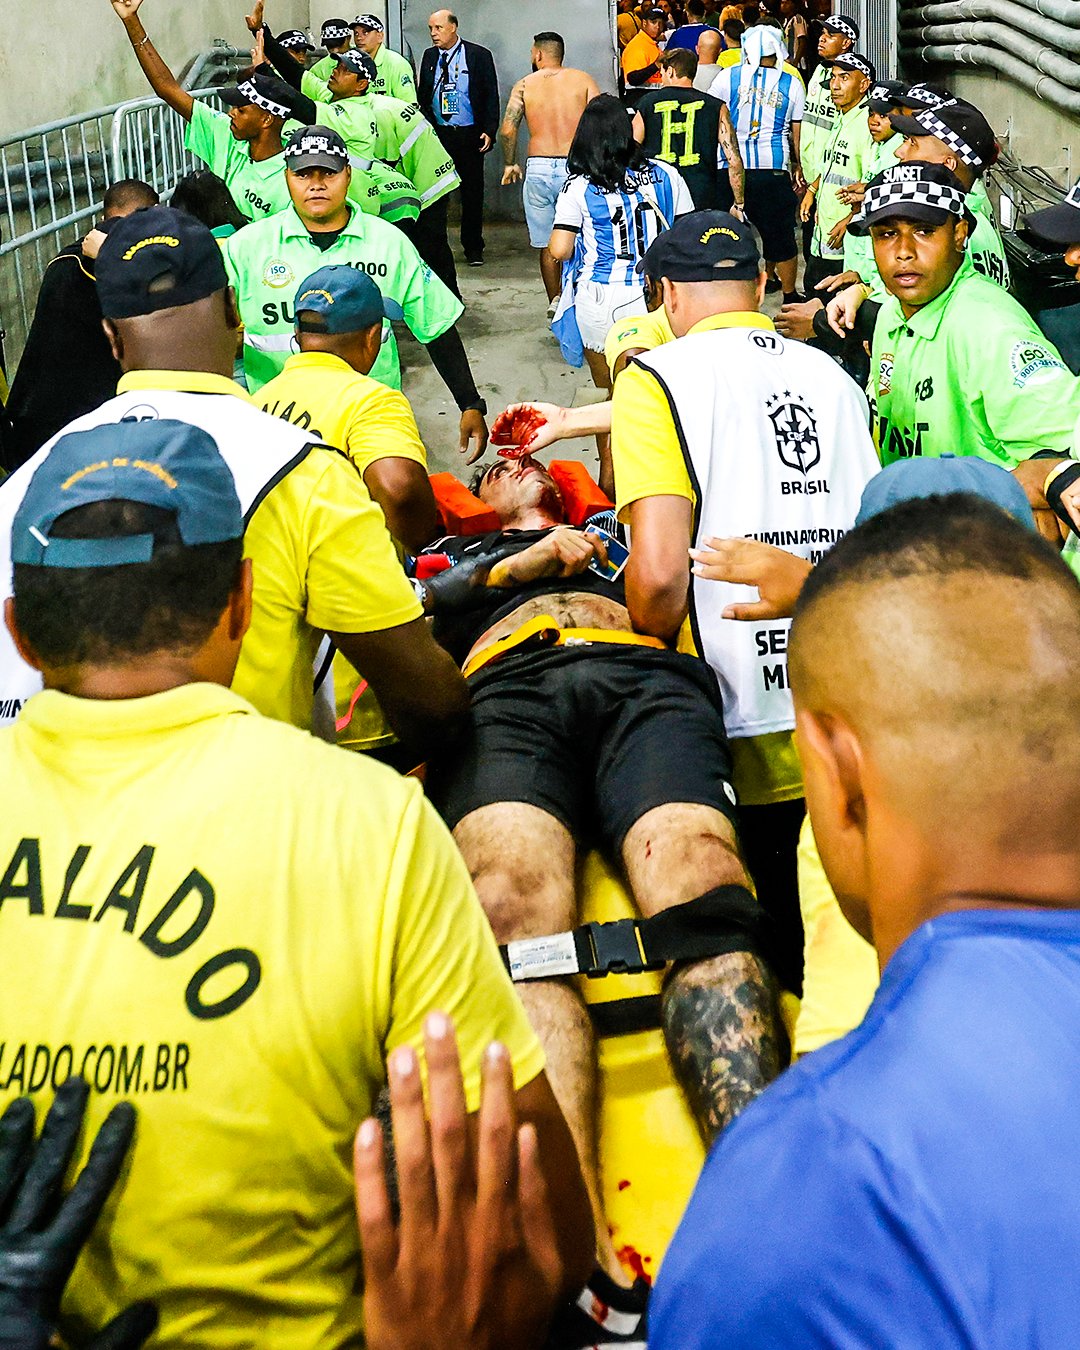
[766,392,821,475]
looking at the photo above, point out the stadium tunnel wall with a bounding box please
[0,1,314,133]
[898,0,1080,180]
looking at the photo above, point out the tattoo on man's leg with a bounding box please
[661,953,786,1143]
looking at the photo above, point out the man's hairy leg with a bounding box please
[453,802,628,1285]
[621,803,786,1142]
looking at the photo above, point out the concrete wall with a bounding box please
[952,71,1080,186]
[401,0,617,220]
[0,0,310,133]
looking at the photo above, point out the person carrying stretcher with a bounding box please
[416,442,787,1346]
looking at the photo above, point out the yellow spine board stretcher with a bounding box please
[577,851,705,1284]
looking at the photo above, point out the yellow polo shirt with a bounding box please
[257,351,429,750]
[258,351,428,480]
[611,312,803,805]
[605,308,676,380]
[111,373,422,733]
[793,816,879,1055]
[0,682,543,1347]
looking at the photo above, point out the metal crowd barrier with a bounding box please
[0,43,246,371]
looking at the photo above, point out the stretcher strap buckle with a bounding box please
[582,918,664,979]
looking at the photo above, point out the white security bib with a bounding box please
[637,326,879,738]
[0,388,318,727]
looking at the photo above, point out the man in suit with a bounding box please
[420,10,499,266]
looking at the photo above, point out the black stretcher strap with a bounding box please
[500,884,770,985]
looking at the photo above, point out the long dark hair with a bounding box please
[170,171,247,232]
[566,94,649,193]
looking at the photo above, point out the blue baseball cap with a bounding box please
[294,265,385,334]
[12,421,243,569]
[856,456,1036,532]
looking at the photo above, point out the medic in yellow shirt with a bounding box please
[0,418,590,1348]
[259,266,439,555]
[258,265,441,754]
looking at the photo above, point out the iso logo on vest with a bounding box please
[263,259,295,289]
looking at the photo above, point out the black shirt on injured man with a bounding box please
[420,528,625,666]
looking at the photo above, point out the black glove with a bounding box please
[420,543,522,614]
[0,1078,157,1350]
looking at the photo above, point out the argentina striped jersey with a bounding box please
[708,63,805,170]
[552,160,694,287]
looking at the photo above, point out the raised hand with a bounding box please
[354,1014,564,1350]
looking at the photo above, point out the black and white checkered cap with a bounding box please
[890,99,996,170]
[903,82,951,111]
[848,162,974,235]
[279,29,315,50]
[352,12,385,30]
[284,126,351,169]
[912,106,979,167]
[831,51,875,82]
[322,18,353,41]
[822,14,858,41]
[228,77,293,120]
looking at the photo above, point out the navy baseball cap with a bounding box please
[1025,178,1080,248]
[856,457,1036,532]
[294,265,385,334]
[96,206,227,320]
[336,48,378,81]
[822,14,858,41]
[848,162,975,235]
[279,28,315,51]
[644,211,760,282]
[352,12,385,30]
[322,18,353,41]
[219,72,299,120]
[284,126,351,172]
[831,51,875,82]
[12,421,243,569]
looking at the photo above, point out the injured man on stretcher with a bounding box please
[418,452,787,1292]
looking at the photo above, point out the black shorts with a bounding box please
[718,169,797,264]
[426,645,738,852]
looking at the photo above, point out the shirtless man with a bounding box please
[500,32,600,302]
[420,452,785,1333]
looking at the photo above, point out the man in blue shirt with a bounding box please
[665,0,710,50]
[651,489,1080,1348]
[419,10,500,265]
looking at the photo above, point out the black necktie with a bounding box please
[439,52,450,86]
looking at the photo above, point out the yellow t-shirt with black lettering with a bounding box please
[0,684,544,1348]
[611,312,803,805]
[258,350,428,479]
[257,351,429,750]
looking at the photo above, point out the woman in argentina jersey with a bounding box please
[551,95,694,391]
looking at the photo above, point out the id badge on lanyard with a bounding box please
[440,83,460,118]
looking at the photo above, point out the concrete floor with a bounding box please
[396,220,787,481]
